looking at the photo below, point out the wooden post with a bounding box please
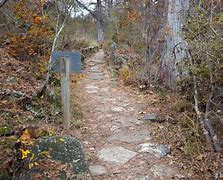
[60,57,70,129]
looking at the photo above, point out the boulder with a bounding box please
[16,136,90,180]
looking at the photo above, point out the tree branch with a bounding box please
[204,63,221,152]
[76,0,99,20]
[209,25,223,41]
[186,44,215,151]
[0,0,9,8]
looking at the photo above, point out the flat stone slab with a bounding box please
[144,113,160,122]
[97,146,137,165]
[108,130,151,143]
[89,70,102,73]
[110,125,120,131]
[85,85,99,93]
[89,165,107,176]
[88,73,104,80]
[91,59,103,64]
[113,117,142,127]
[139,143,170,157]
[89,66,100,70]
[89,66,102,73]
[150,164,177,178]
[111,106,125,112]
[88,63,97,66]
[86,90,98,94]
[100,87,109,92]
[85,85,99,90]
[136,176,150,180]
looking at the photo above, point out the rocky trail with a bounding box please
[72,50,185,180]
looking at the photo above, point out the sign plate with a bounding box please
[51,51,82,73]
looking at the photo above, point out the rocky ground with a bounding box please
[73,50,186,179]
[1,48,220,179]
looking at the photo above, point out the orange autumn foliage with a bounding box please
[4,0,53,61]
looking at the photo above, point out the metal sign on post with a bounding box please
[51,51,82,73]
[51,51,82,129]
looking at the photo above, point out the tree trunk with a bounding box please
[160,0,190,88]
[97,20,105,42]
[97,0,105,42]
[76,0,105,43]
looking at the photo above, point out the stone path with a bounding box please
[74,50,182,179]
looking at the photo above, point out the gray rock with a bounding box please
[91,59,103,64]
[86,89,98,94]
[150,164,177,178]
[110,42,117,50]
[85,85,99,90]
[97,146,137,165]
[100,87,109,92]
[89,66,102,73]
[88,73,104,80]
[17,136,90,179]
[144,114,159,122]
[111,106,125,112]
[89,70,102,73]
[136,176,150,180]
[110,125,120,131]
[85,85,99,93]
[108,130,151,143]
[89,165,107,176]
[7,76,17,83]
[113,117,142,127]
[139,143,170,157]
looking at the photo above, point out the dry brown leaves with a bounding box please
[14,159,72,180]
[0,48,46,121]
[0,48,42,97]
[141,92,222,179]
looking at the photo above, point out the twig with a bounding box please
[204,57,221,152]
[0,0,9,8]
[1,89,32,99]
[209,25,223,41]
[186,46,214,151]
[213,112,223,126]
[76,0,99,20]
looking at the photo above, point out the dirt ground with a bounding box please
[71,50,186,180]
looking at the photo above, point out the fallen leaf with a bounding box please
[20,129,31,144]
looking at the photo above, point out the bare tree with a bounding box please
[104,0,113,17]
[76,0,105,42]
[40,0,76,95]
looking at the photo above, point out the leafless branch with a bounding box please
[76,0,99,20]
[0,0,9,8]
[1,89,32,99]
[204,65,221,152]
[185,46,215,151]
[209,25,223,41]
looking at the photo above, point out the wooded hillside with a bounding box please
[0,0,222,179]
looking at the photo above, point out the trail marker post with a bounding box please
[51,51,82,129]
[60,57,70,129]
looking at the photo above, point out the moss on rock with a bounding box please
[17,136,90,180]
[0,125,12,136]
